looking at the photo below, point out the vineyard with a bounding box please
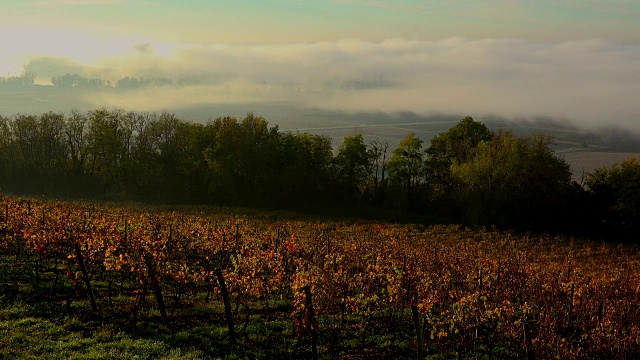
[0,195,639,359]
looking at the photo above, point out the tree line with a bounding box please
[0,71,195,90]
[0,71,36,87]
[0,109,637,239]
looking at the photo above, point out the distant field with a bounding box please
[560,151,640,182]
[281,114,640,184]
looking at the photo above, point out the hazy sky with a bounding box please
[1,0,639,128]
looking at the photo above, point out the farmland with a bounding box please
[0,195,639,359]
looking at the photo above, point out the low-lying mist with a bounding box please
[0,37,633,130]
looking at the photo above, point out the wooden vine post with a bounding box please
[143,252,169,325]
[523,317,535,360]
[411,304,424,360]
[74,243,98,312]
[16,236,42,299]
[215,267,237,344]
[304,285,319,360]
[404,254,424,360]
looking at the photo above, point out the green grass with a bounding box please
[0,288,422,359]
[0,299,280,359]
[0,272,303,360]
[0,308,205,359]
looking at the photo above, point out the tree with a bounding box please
[131,111,194,202]
[388,133,424,192]
[427,116,493,164]
[425,116,493,200]
[203,117,242,204]
[8,112,67,193]
[65,110,89,176]
[387,133,425,210]
[37,112,67,175]
[0,71,35,87]
[11,114,40,172]
[12,113,65,172]
[51,74,88,88]
[237,113,281,202]
[86,109,129,196]
[451,131,572,227]
[202,114,282,205]
[334,134,369,202]
[0,116,14,187]
[366,139,389,204]
[277,132,333,208]
[585,157,640,237]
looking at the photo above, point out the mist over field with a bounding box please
[2,37,639,133]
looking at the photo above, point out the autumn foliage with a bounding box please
[0,195,639,358]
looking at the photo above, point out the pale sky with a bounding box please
[1,0,639,129]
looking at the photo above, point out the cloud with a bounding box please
[24,57,90,77]
[11,37,640,130]
[330,0,502,14]
[30,0,123,6]
[331,0,449,13]
[332,0,640,20]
